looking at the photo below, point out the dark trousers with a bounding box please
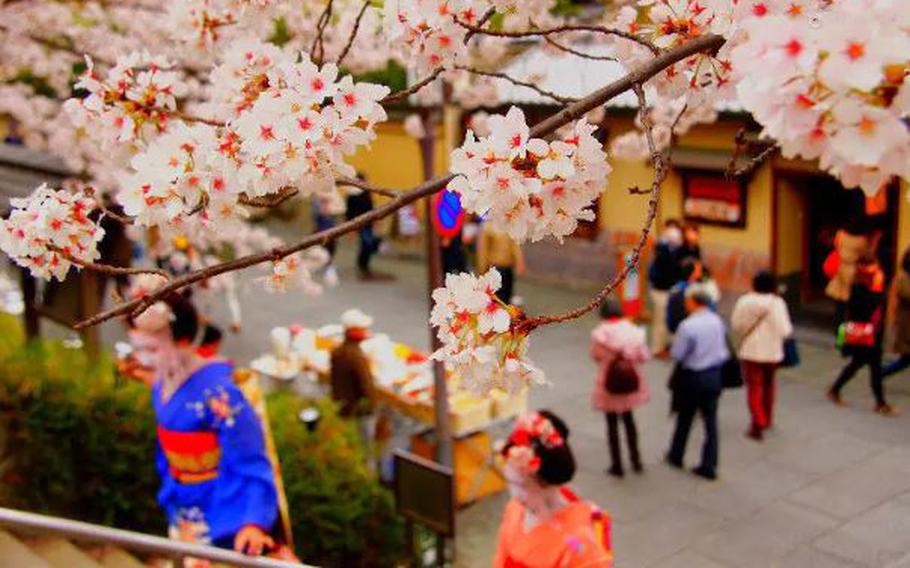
[606,411,640,472]
[742,361,777,430]
[832,349,886,405]
[883,354,910,378]
[357,226,378,274]
[668,386,720,475]
[494,266,515,304]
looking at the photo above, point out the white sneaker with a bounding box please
[323,265,339,287]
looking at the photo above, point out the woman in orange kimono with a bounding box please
[493,411,613,568]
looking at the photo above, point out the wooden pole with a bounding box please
[419,111,453,468]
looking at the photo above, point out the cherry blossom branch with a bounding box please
[454,65,577,104]
[522,83,667,330]
[336,177,397,198]
[727,129,777,177]
[74,33,725,329]
[311,0,335,67]
[48,246,170,279]
[238,187,300,208]
[335,0,371,68]
[544,37,618,61]
[628,101,687,194]
[0,24,115,66]
[457,21,659,55]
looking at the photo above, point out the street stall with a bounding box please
[250,320,528,505]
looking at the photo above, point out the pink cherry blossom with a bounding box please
[449,107,609,242]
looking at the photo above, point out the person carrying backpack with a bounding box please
[591,300,651,478]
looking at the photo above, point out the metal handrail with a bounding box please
[0,507,313,568]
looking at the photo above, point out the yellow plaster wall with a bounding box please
[602,118,773,257]
[775,177,806,275]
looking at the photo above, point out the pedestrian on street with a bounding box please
[676,222,702,267]
[345,176,393,281]
[825,219,872,326]
[440,232,468,275]
[591,300,650,478]
[666,284,729,481]
[731,271,794,441]
[648,219,683,356]
[666,258,721,335]
[884,246,910,378]
[312,192,341,287]
[828,255,898,415]
[493,411,613,567]
[477,223,525,304]
[330,309,378,448]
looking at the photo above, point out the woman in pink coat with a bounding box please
[591,301,651,478]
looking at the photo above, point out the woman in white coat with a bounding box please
[731,271,794,441]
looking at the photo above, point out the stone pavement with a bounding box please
[103,230,910,568]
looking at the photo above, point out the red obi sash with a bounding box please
[158,427,221,484]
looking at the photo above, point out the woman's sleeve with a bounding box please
[156,441,177,522]
[207,382,279,532]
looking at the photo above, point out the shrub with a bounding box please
[268,394,406,567]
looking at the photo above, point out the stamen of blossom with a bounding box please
[0,184,105,281]
[430,269,546,395]
[449,106,610,243]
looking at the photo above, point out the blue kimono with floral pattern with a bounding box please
[153,361,278,546]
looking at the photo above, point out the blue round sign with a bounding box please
[433,190,464,238]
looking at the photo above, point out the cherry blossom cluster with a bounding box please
[430,269,545,395]
[383,0,481,73]
[64,52,186,148]
[224,47,390,196]
[449,107,610,243]
[504,412,565,475]
[729,0,910,193]
[117,123,244,226]
[0,184,105,281]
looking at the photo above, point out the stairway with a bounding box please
[0,529,146,568]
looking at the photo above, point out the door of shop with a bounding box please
[775,173,898,320]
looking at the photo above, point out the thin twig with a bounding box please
[171,110,224,128]
[727,129,776,178]
[381,67,445,105]
[380,7,495,105]
[310,0,335,67]
[75,33,726,329]
[628,101,687,195]
[336,177,397,198]
[544,37,617,61]
[458,21,659,55]
[523,83,669,330]
[336,0,370,68]
[454,65,577,104]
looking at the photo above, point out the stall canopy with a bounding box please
[0,142,71,213]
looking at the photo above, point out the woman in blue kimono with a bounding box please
[127,295,278,556]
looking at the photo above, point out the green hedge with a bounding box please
[0,315,405,566]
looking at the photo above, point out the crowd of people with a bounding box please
[586,216,908,488]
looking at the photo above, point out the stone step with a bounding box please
[27,536,103,568]
[89,545,147,568]
[0,529,51,568]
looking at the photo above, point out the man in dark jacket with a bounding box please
[345,176,393,281]
[648,219,682,355]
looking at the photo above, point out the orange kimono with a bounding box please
[493,489,612,568]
